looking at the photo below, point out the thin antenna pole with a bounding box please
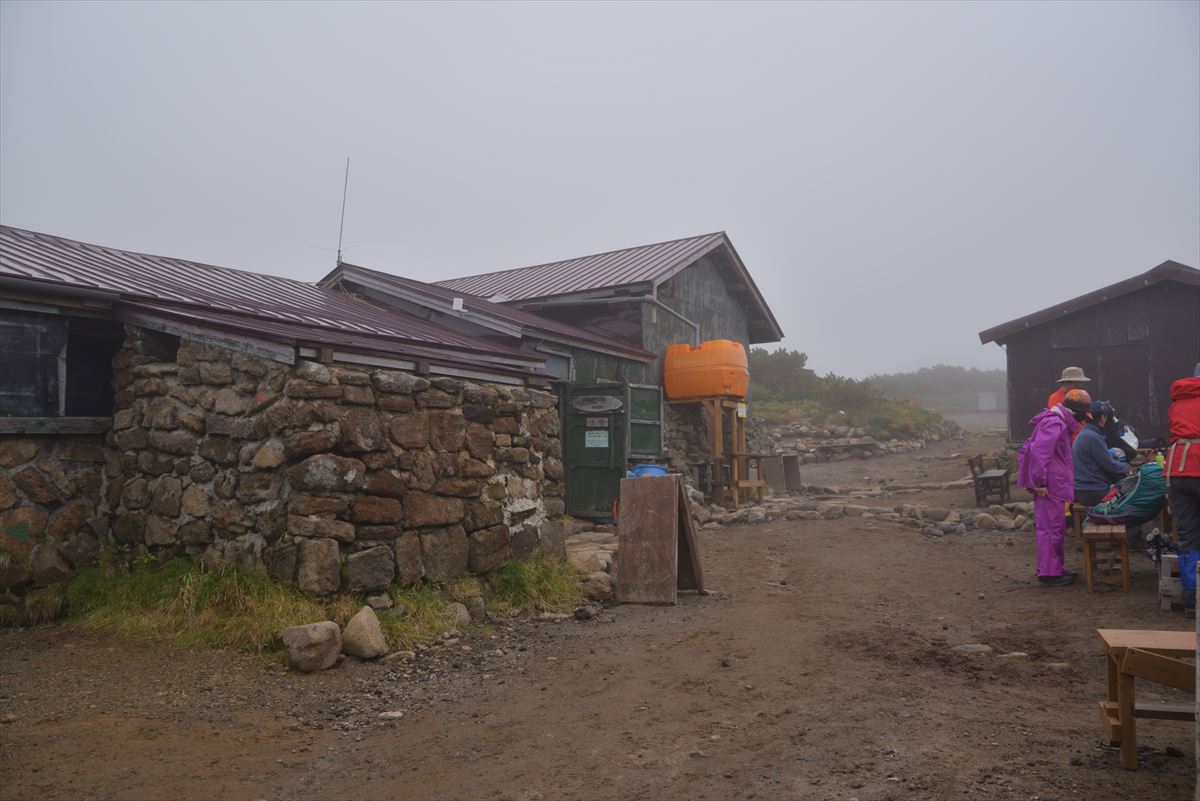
[336,157,350,265]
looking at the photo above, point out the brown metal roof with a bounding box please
[0,226,545,373]
[434,232,784,343]
[435,232,727,300]
[979,260,1200,344]
[324,261,656,362]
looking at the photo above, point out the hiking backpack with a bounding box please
[1087,462,1167,525]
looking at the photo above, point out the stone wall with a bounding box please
[0,434,109,590]
[1,325,565,598]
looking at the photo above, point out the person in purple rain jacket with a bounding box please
[1017,389,1093,587]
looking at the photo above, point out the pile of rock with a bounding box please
[689,493,1034,537]
[281,605,394,672]
[765,421,963,463]
[282,601,484,673]
[564,524,617,601]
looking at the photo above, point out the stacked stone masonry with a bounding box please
[0,325,566,597]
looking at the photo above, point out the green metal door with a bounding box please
[564,384,628,518]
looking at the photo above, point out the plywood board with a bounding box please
[759,456,787,493]
[782,455,803,492]
[675,477,705,592]
[616,476,680,604]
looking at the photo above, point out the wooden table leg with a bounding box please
[1106,652,1119,704]
[1117,663,1137,770]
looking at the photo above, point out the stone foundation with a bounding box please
[1,325,565,598]
[0,434,110,590]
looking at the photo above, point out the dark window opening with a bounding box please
[0,309,123,418]
[64,317,125,416]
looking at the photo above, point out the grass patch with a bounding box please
[2,555,584,660]
[485,557,584,616]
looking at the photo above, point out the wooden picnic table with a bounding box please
[1095,628,1195,770]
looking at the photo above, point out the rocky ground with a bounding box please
[0,431,1194,801]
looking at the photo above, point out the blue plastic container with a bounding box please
[630,464,669,478]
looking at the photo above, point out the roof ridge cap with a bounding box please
[435,231,726,284]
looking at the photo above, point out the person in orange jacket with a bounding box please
[1046,366,1091,409]
[1166,363,1200,617]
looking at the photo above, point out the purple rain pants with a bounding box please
[1034,495,1067,578]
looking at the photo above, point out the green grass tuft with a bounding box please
[2,555,586,660]
[485,557,584,615]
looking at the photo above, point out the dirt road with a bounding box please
[1,434,1194,801]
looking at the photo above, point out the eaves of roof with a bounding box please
[0,225,548,379]
[978,260,1200,344]
[322,261,656,363]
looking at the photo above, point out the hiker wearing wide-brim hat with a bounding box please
[1047,366,1093,409]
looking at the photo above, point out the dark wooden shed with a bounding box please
[979,260,1200,442]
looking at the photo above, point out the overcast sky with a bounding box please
[1,1,1197,377]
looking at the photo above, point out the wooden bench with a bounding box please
[1082,523,1130,593]
[967,455,1010,507]
[1096,629,1196,770]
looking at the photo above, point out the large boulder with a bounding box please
[342,606,388,659]
[282,621,342,672]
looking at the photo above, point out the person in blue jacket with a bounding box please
[1073,401,1130,507]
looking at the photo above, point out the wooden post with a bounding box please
[1118,660,1137,769]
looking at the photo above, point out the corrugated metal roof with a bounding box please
[435,232,726,301]
[979,260,1200,344]
[434,232,784,344]
[0,226,544,371]
[326,261,656,362]
[121,300,542,378]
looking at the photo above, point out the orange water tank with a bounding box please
[663,340,749,400]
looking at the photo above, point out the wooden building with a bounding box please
[433,232,784,385]
[979,260,1200,441]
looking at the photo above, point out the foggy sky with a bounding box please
[2,1,1197,378]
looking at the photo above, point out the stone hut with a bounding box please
[0,226,572,596]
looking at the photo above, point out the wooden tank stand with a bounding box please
[669,396,766,508]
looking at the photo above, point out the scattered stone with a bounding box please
[581,571,614,600]
[446,601,472,626]
[342,606,388,660]
[464,595,486,623]
[1043,662,1071,671]
[366,592,394,611]
[381,650,416,664]
[378,710,405,720]
[573,604,599,620]
[281,621,342,672]
[998,652,1029,660]
[972,513,998,530]
[951,643,993,655]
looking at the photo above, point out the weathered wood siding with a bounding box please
[534,253,756,387]
[1002,280,1200,441]
[642,254,752,386]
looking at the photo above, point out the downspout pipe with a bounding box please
[524,296,700,346]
